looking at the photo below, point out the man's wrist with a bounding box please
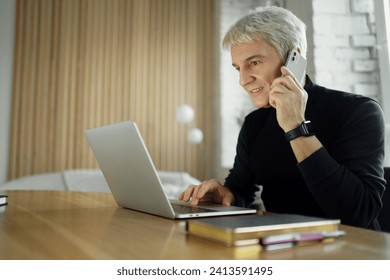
[285,120,315,141]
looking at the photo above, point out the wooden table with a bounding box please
[0,190,389,260]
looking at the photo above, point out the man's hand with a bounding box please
[270,66,322,163]
[178,179,234,206]
[269,66,308,132]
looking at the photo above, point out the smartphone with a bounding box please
[285,48,307,84]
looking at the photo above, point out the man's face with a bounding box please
[231,38,284,108]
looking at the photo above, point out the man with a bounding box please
[179,6,385,229]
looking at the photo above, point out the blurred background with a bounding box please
[1,0,389,186]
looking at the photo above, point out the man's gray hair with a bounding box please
[222,6,307,61]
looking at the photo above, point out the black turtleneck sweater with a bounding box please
[224,76,386,230]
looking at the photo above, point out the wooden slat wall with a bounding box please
[8,0,214,181]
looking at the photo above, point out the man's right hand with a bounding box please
[178,179,234,206]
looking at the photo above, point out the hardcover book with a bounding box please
[0,193,8,207]
[186,213,340,247]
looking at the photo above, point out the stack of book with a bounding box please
[0,193,7,207]
[0,193,8,214]
[186,213,344,250]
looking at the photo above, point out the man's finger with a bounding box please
[180,185,196,202]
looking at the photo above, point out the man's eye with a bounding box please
[251,61,261,66]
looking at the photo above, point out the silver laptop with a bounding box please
[85,120,256,219]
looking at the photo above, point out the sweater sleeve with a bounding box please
[224,123,258,207]
[298,99,386,228]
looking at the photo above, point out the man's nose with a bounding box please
[239,69,254,87]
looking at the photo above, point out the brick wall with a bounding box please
[312,0,380,100]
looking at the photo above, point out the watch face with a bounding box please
[302,121,311,135]
[302,121,314,136]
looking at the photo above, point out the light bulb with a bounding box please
[188,128,203,144]
[176,104,195,124]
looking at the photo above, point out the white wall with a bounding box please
[0,0,16,184]
[375,0,390,123]
[312,0,380,100]
[285,0,315,77]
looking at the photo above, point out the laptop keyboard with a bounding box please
[171,203,216,214]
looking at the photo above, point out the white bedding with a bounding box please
[0,169,200,199]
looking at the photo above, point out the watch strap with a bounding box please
[285,120,315,141]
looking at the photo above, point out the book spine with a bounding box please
[0,194,8,207]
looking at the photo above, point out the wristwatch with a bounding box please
[285,120,315,141]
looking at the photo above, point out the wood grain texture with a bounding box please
[1,190,390,260]
[8,0,214,181]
